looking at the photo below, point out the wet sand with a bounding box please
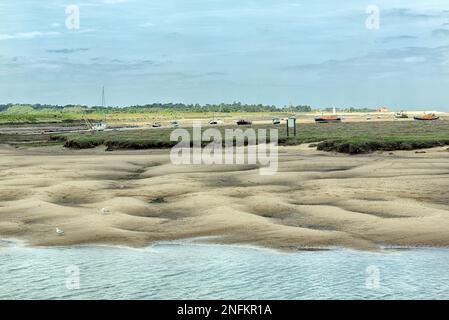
[1,144,449,251]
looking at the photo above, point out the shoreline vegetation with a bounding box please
[1,104,448,154]
[51,121,449,154]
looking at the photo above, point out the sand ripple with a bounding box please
[1,144,449,250]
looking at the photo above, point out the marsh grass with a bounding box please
[50,120,449,154]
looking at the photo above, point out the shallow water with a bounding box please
[1,241,449,299]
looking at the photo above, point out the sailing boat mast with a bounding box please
[101,86,105,108]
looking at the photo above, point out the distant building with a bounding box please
[376,107,389,113]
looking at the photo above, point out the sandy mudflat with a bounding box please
[1,144,449,251]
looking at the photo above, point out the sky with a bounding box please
[1,0,449,109]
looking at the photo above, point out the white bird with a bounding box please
[101,208,110,215]
[56,228,64,235]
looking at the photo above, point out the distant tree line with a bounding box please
[0,103,379,114]
[0,102,315,113]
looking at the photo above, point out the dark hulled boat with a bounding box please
[395,111,409,119]
[236,119,252,125]
[314,115,342,123]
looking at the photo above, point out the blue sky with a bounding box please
[1,0,449,109]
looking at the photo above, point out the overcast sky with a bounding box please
[1,0,449,109]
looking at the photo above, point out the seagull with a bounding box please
[56,228,64,235]
[101,208,110,215]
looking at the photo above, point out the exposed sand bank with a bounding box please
[1,144,449,251]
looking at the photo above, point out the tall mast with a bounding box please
[102,86,105,108]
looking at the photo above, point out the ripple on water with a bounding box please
[1,243,449,299]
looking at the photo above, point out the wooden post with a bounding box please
[287,117,297,137]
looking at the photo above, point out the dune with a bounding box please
[1,143,449,251]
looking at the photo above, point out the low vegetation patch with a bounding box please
[3,119,449,154]
[51,121,449,154]
[317,137,449,154]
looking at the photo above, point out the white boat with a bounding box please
[272,117,281,125]
[92,121,107,131]
[209,118,223,125]
[84,86,108,131]
[84,118,107,131]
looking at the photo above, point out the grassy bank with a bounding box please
[317,136,449,154]
[49,120,449,154]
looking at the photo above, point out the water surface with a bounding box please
[1,241,448,299]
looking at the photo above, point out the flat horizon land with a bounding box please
[2,110,449,251]
[2,110,449,153]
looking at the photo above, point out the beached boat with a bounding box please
[84,86,108,131]
[152,122,162,128]
[209,118,223,125]
[395,111,409,119]
[93,121,107,131]
[414,113,439,121]
[315,115,342,123]
[209,111,223,125]
[236,119,252,126]
[84,118,107,131]
[272,117,281,125]
[171,121,180,128]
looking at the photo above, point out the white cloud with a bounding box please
[0,31,60,41]
[403,56,426,63]
[139,22,154,28]
[102,0,129,4]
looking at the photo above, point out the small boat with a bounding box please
[272,117,281,125]
[236,119,252,126]
[85,86,108,132]
[93,121,107,131]
[171,121,180,128]
[209,119,219,125]
[414,113,439,121]
[152,122,162,128]
[395,111,409,119]
[315,115,342,123]
[84,118,107,131]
